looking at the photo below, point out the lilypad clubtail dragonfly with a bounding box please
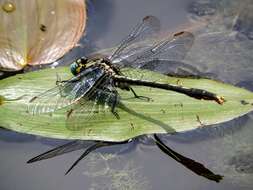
[27,16,225,177]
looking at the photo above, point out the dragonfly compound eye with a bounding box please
[70,62,79,76]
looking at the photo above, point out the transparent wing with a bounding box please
[110,15,160,63]
[123,31,195,68]
[28,67,106,115]
[65,97,100,132]
[65,81,119,131]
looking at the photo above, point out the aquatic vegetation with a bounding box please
[0,0,86,71]
[1,65,253,141]
[83,154,150,190]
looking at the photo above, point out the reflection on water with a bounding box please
[208,115,253,188]
[27,134,223,182]
[228,152,253,174]
[1,0,253,189]
[186,0,253,84]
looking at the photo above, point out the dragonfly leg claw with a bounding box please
[112,111,120,119]
[130,87,151,101]
[111,92,120,119]
[134,95,151,102]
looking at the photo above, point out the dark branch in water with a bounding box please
[153,134,223,183]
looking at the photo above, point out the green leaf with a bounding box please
[0,67,253,142]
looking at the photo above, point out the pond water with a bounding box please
[0,0,253,189]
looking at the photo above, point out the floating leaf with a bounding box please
[0,67,253,141]
[0,0,86,71]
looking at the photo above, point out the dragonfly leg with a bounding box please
[55,74,80,97]
[55,73,67,85]
[130,87,151,101]
[111,92,120,119]
[56,73,81,86]
[55,81,67,97]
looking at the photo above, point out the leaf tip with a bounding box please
[0,96,5,106]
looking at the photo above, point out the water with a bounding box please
[1,0,253,189]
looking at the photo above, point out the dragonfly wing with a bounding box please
[110,15,160,64]
[65,81,119,131]
[65,98,99,132]
[28,67,106,115]
[124,31,195,68]
[119,31,194,80]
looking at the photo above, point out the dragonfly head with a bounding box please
[70,57,87,76]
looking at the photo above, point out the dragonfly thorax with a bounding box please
[70,56,121,77]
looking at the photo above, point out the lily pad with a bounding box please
[0,0,86,71]
[0,66,253,141]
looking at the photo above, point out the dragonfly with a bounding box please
[27,15,225,175]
